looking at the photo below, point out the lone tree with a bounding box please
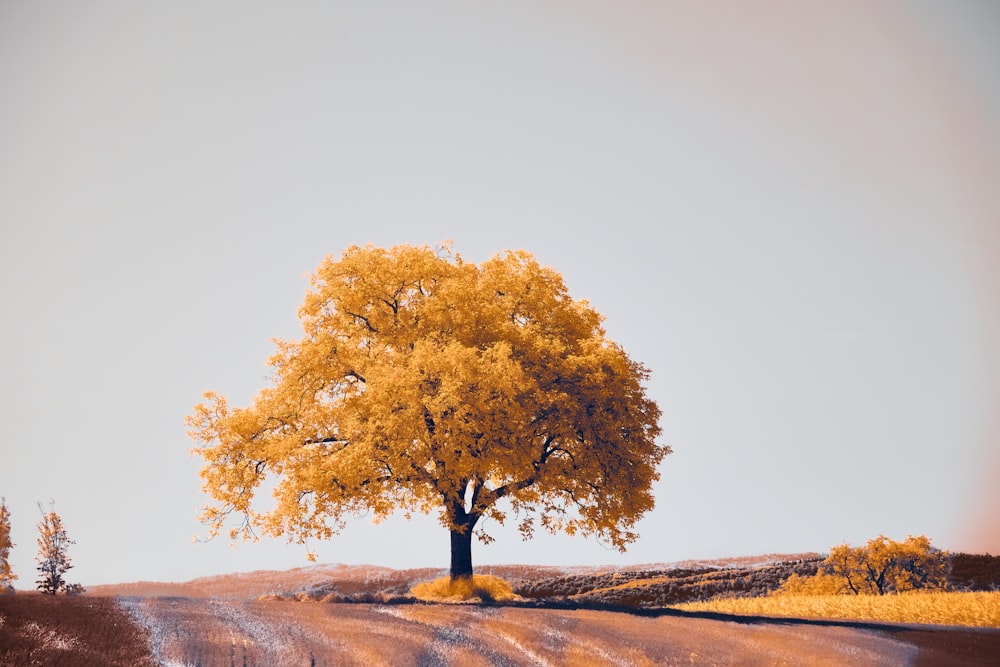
[188,244,668,581]
[35,501,77,595]
[0,498,16,593]
[824,534,949,595]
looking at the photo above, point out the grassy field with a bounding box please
[5,554,1000,666]
[0,593,156,667]
[672,590,1000,628]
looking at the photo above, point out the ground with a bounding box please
[4,593,1000,666]
[5,556,1000,665]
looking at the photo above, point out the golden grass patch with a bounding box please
[410,575,520,603]
[672,591,1000,628]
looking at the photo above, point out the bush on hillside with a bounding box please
[780,535,949,597]
[411,575,519,603]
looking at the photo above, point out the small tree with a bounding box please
[0,498,16,593]
[35,501,78,595]
[823,534,949,595]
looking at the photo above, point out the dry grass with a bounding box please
[0,592,156,666]
[410,575,520,603]
[672,591,1000,628]
[5,587,999,664]
[89,563,446,599]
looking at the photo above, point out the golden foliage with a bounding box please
[187,244,667,566]
[785,535,950,596]
[673,591,1000,628]
[410,575,519,603]
[774,571,847,596]
[34,502,77,595]
[0,498,15,589]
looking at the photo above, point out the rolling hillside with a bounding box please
[87,552,1000,607]
[6,552,1000,666]
[88,553,824,603]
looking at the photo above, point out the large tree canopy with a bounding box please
[188,244,668,579]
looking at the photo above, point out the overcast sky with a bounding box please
[2,1,998,586]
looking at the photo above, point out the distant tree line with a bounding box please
[0,498,84,595]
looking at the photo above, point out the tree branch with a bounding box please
[344,311,378,333]
[303,436,348,446]
[422,406,437,437]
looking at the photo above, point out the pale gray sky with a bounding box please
[2,1,998,586]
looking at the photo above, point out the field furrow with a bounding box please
[7,593,999,666]
[116,601,921,667]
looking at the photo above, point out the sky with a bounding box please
[1,1,998,587]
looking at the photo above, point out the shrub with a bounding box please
[776,571,849,596]
[410,575,518,603]
[65,583,86,596]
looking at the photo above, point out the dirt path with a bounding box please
[117,598,945,666]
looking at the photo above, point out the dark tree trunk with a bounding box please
[450,526,474,581]
[448,500,479,582]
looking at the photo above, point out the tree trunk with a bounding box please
[450,525,474,581]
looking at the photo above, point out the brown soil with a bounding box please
[0,592,156,667]
[888,626,1000,667]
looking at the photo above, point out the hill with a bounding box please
[86,552,1000,607]
[89,553,824,603]
[8,552,1000,666]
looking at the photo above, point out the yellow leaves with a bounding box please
[35,502,78,594]
[675,591,1000,628]
[187,243,667,555]
[788,534,950,596]
[0,498,16,586]
[775,571,850,596]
